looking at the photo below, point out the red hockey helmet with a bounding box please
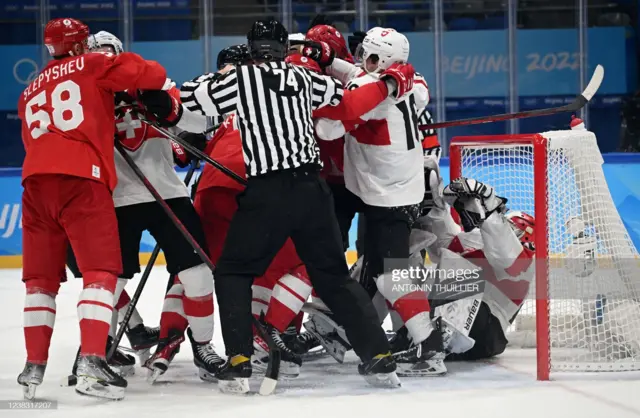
[305,24,354,63]
[285,53,322,74]
[44,18,89,57]
[506,211,536,250]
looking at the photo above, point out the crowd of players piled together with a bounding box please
[15,15,537,401]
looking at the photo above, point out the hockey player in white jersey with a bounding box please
[66,31,223,384]
[309,27,446,376]
[415,176,536,360]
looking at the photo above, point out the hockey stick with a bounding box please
[106,160,199,361]
[63,161,200,387]
[139,118,247,187]
[114,143,281,394]
[417,65,604,131]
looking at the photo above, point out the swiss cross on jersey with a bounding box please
[115,107,149,151]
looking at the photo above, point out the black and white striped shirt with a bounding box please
[180,62,344,177]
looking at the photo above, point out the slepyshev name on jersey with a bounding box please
[23,56,86,101]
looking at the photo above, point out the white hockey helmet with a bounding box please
[355,27,409,74]
[89,30,123,55]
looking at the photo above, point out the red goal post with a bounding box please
[449,131,640,380]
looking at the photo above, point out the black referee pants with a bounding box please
[215,166,390,361]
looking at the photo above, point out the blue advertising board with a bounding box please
[3,154,640,265]
[0,28,632,111]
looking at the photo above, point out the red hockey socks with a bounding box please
[79,271,117,358]
[23,279,60,365]
[266,271,312,333]
[115,289,144,329]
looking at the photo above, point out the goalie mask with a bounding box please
[506,211,535,251]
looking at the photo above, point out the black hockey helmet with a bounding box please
[247,19,288,62]
[217,44,252,70]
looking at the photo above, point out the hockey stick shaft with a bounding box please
[140,118,247,187]
[418,64,604,131]
[107,160,198,360]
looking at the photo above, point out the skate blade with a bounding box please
[304,320,347,364]
[75,376,125,400]
[364,371,402,388]
[218,378,250,394]
[301,346,328,361]
[146,368,164,384]
[396,361,447,377]
[22,384,38,400]
[198,368,218,383]
[259,377,277,396]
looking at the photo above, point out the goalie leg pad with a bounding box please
[302,304,351,364]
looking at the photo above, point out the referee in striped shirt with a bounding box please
[168,20,397,388]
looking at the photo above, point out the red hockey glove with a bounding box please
[138,89,183,127]
[301,41,335,68]
[380,63,415,99]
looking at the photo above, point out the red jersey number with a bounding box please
[25,80,84,139]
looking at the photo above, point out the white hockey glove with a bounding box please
[443,177,507,232]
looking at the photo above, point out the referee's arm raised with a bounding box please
[177,69,239,132]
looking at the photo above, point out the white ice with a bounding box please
[2,267,640,418]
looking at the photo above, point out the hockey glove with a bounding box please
[348,31,366,56]
[301,41,335,68]
[138,89,183,127]
[380,63,415,99]
[171,131,207,167]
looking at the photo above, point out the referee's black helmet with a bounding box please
[217,44,252,70]
[247,20,288,62]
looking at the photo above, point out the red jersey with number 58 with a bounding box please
[18,51,167,192]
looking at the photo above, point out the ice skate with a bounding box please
[252,327,302,379]
[143,330,184,384]
[392,317,447,377]
[106,336,136,376]
[388,326,411,354]
[17,362,46,400]
[217,355,252,394]
[187,327,224,382]
[289,330,327,359]
[125,324,160,364]
[75,355,127,400]
[304,313,351,363]
[358,353,401,388]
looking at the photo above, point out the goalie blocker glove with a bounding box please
[138,89,183,127]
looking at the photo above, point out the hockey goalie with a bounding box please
[305,173,537,373]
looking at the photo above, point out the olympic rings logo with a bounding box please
[13,58,39,85]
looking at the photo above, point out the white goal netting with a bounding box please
[452,130,640,373]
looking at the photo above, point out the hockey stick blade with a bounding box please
[251,316,281,395]
[419,64,604,131]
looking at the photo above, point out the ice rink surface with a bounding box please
[2,267,640,418]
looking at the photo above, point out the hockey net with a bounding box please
[450,130,640,379]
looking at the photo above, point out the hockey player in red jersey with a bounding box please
[17,18,168,400]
